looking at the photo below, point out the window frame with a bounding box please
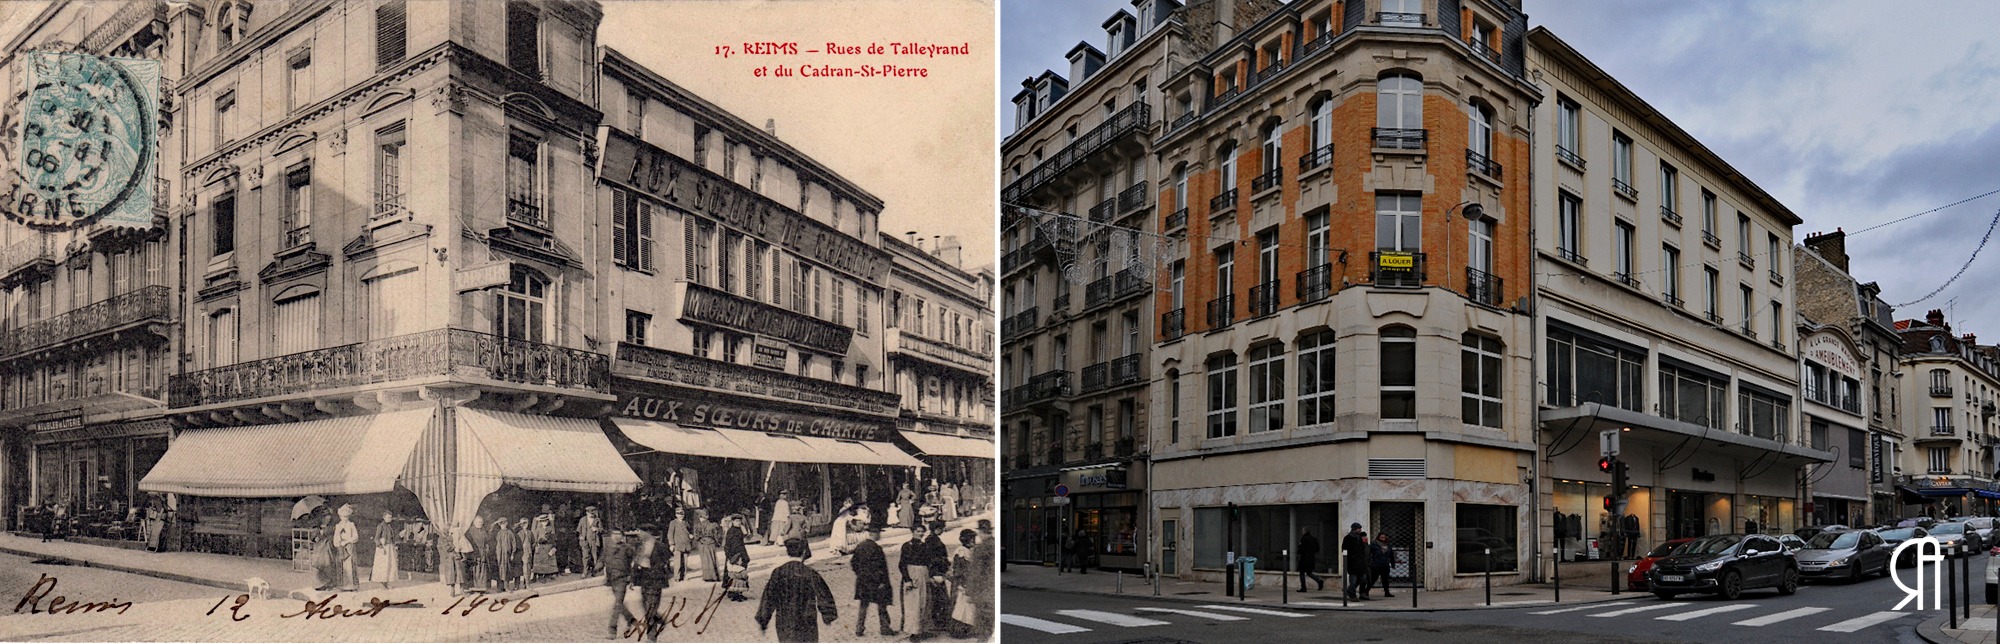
[1247,342,1286,433]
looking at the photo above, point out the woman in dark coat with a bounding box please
[313,514,339,590]
[756,538,838,643]
[848,528,895,637]
[723,514,751,600]
[493,516,516,592]
[464,516,491,592]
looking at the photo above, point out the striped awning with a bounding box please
[456,408,641,494]
[898,429,995,458]
[711,428,925,468]
[139,408,435,497]
[609,417,755,460]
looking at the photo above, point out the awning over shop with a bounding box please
[898,429,995,459]
[456,408,641,494]
[709,428,926,468]
[1973,489,2000,501]
[1543,402,1836,465]
[610,417,755,460]
[139,408,435,497]
[1900,485,1970,499]
[712,428,825,464]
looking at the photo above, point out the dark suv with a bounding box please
[1646,533,1800,600]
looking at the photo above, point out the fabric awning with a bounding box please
[864,441,929,468]
[1905,486,1970,498]
[1974,489,2000,500]
[799,436,927,468]
[456,408,641,494]
[711,428,825,464]
[898,429,995,458]
[610,418,755,460]
[140,408,435,497]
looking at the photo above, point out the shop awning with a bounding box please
[610,417,755,460]
[456,409,641,494]
[1974,489,2000,501]
[712,428,825,463]
[898,429,995,458]
[1901,485,1970,498]
[799,436,927,468]
[139,408,435,497]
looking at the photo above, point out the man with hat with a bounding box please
[848,524,897,637]
[631,524,671,642]
[577,505,604,576]
[757,537,838,643]
[1340,523,1370,601]
[602,527,636,639]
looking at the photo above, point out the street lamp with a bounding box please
[1443,201,1487,292]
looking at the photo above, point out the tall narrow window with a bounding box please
[1556,191,1581,262]
[718,233,740,292]
[1738,214,1752,258]
[1660,163,1679,217]
[214,91,235,149]
[1375,193,1422,251]
[1381,327,1417,419]
[798,177,811,214]
[1214,246,1234,321]
[212,193,236,256]
[272,290,322,355]
[1614,220,1635,281]
[1704,266,1720,319]
[613,189,657,271]
[1461,333,1503,428]
[1467,103,1493,160]
[689,219,714,286]
[1468,218,1493,275]
[1172,164,1188,211]
[1612,132,1634,194]
[1663,245,1681,303]
[1169,373,1182,444]
[1169,260,1185,309]
[495,266,549,343]
[1247,343,1285,433]
[1218,143,1237,194]
[1376,73,1422,132]
[375,0,407,70]
[507,131,544,227]
[375,124,406,219]
[625,310,651,345]
[1702,190,1718,237]
[1309,98,1332,155]
[506,1,541,77]
[1556,96,1581,162]
[1206,353,1239,438]
[288,50,312,111]
[1770,301,1783,344]
[1768,233,1783,279]
[1740,284,1755,330]
[1297,330,1336,426]
[723,139,738,180]
[792,261,812,312]
[1261,122,1282,177]
[283,166,312,248]
[364,265,420,339]
[1255,229,1279,314]
[208,309,239,367]
[1307,211,1331,269]
[746,240,767,300]
[627,92,646,137]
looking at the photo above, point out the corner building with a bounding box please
[1149,0,1539,590]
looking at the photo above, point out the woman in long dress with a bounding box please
[828,500,853,555]
[493,516,515,592]
[369,512,400,589]
[313,514,339,590]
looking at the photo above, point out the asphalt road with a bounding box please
[1004,554,1986,643]
[0,550,220,607]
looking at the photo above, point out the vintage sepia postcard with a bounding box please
[0,0,996,642]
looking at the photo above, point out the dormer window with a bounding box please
[1108,24,1123,58]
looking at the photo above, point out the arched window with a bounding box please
[1380,326,1417,419]
[1461,333,1503,428]
[1468,101,1494,159]
[1308,96,1333,161]
[1376,73,1423,131]
[496,265,550,342]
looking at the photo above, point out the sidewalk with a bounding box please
[1002,561,1635,612]
[1920,602,1998,644]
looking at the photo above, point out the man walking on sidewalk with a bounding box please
[1297,528,1324,592]
[1369,532,1395,598]
[850,526,897,637]
[1341,523,1370,601]
[757,538,839,643]
[604,529,636,639]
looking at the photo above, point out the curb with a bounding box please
[0,542,251,593]
[1000,581,1635,613]
[1918,612,1951,644]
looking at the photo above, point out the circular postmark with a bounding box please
[1,49,156,232]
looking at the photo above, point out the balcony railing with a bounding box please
[1119,181,1149,213]
[1612,178,1638,200]
[1466,267,1503,306]
[618,341,900,416]
[1002,101,1152,204]
[1001,307,1040,340]
[1,285,171,356]
[683,282,853,354]
[1084,268,1148,308]
[1116,437,1136,457]
[1053,291,1071,312]
[1615,271,1642,288]
[1371,251,1425,288]
[1215,85,1242,105]
[1702,230,1722,248]
[1299,33,1333,58]
[1206,294,1236,329]
[1705,311,1724,325]
[1557,247,1588,266]
[506,197,546,228]
[1661,206,1682,226]
[1210,188,1239,213]
[1110,354,1142,387]
[168,329,609,408]
[885,328,988,376]
[1299,145,1334,175]
[1555,145,1586,170]
[2,236,56,279]
[1932,385,1955,397]
[1738,252,1756,269]
[1251,61,1286,86]
[1000,248,1025,273]
[1465,149,1503,181]
[1172,110,1198,131]
[1662,292,1684,308]
[1016,370,1072,406]
[282,225,312,250]
[1045,447,1064,466]
[373,192,408,221]
[1166,208,1188,231]
[1373,128,1427,150]
[1162,308,1186,341]
[1933,425,1958,437]
[1247,281,1280,317]
[1081,362,1109,393]
[1250,168,1283,193]
[1377,11,1426,26]
[1740,325,1758,340]
[1297,264,1335,304]
[1084,444,1103,463]
[1089,200,1116,223]
[1770,270,1785,286]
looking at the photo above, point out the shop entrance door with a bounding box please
[1668,490,1705,539]
[1042,506,1064,565]
[1370,501,1424,585]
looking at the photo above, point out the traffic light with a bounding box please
[1599,457,1614,473]
[1603,495,1615,511]
[1612,460,1629,492]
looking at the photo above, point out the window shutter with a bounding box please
[375,0,407,70]
[638,201,656,271]
[611,189,628,266]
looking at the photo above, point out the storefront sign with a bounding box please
[615,343,899,417]
[1065,467,1128,491]
[1802,334,1861,378]
[28,418,170,445]
[599,129,889,281]
[615,379,892,441]
[1873,433,1885,484]
[683,282,852,353]
[26,412,84,433]
[753,338,789,370]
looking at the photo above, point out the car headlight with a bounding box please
[1628,564,1639,574]
[1695,560,1725,572]
[1829,557,1849,567]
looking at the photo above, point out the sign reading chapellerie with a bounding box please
[615,382,890,442]
[600,128,888,282]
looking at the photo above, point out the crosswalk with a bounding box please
[1002,604,1315,634]
[1531,600,1911,633]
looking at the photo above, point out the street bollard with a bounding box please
[1282,549,1289,605]
[1341,552,1349,608]
[1241,559,1249,602]
[1964,551,1973,620]
[1484,548,1493,606]
[1949,550,1959,630]
[1411,561,1418,608]
[1152,562,1161,597]
[1117,569,1123,594]
[1553,546,1562,603]
[1225,561,1235,598]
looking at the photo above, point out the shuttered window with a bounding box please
[745,240,765,300]
[636,201,655,271]
[273,291,322,355]
[365,266,421,339]
[375,0,407,70]
[612,189,628,266]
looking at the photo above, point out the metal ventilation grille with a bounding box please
[1368,458,1427,479]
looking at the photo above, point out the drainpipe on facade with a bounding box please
[1525,94,1543,585]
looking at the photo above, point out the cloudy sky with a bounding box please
[1003,0,2000,332]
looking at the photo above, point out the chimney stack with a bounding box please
[1804,227,1849,272]
[1965,333,1978,346]
[1928,309,1947,329]
[765,118,777,136]
[938,235,963,268]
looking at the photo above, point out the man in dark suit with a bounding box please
[757,538,838,643]
[603,529,636,639]
[1341,523,1370,601]
[849,526,897,637]
[1297,528,1324,592]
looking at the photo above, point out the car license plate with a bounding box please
[1661,575,1685,582]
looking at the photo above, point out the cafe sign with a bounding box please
[616,380,892,442]
[1066,467,1128,490]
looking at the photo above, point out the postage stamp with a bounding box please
[4,51,158,232]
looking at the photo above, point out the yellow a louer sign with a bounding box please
[1378,252,1415,270]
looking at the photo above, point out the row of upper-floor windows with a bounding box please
[887,288,990,354]
[0,345,169,410]
[1000,307,1145,383]
[1546,323,1794,442]
[891,365,986,419]
[1553,188,1786,344]
[8,239,166,323]
[657,202,873,337]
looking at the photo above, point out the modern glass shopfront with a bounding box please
[1191,502,1341,576]
[1002,474,1059,564]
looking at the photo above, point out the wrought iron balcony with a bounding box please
[1001,307,1040,340]
[1613,178,1638,201]
[1770,270,1785,286]
[1110,354,1142,387]
[1465,149,1503,181]
[1172,110,1198,131]
[1,285,171,357]
[1053,291,1071,312]
[1247,281,1280,317]
[1251,61,1286,86]
[168,328,610,408]
[283,224,312,250]
[1373,128,1427,150]
[1119,181,1149,213]
[1002,102,1152,204]
[1466,268,1503,306]
[1299,33,1333,59]
[1738,252,1756,269]
[1215,85,1242,105]
[1166,208,1188,231]
[1080,362,1109,393]
[1,235,56,287]
[1297,264,1335,304]
[1016,370,1072,406]
[1932,384,1955,397]
[1933,425,1958,437]
[1299,145,1334,174]
[1702,230,1722,248]
[1083,269,1147,308]
[1161,308,1186,341]
[153,176,171,212]
[1555,145,1586,170]
[1084,443,1103,462]
[1210,188,1239,213]
[1705,311,1723,325]
[1116,436,1136,457]
[1377,11,1425,26]
[1662,292,1684,308]
[1615,271,1642,288]
[683,282,852,354]
[1250,168,1283,193]
[884,327,988,377]
[1206,294,1236,329]
[506,197,547,228]
[1557,247,1589,266]
[1371,251,1425,288]
[1044,446,1064,466]
[1661,205,1682,226]
[373,192,408,222]
[1089,200,1116,223]
[1000,248,1025,274]
[1740,325,1758,340]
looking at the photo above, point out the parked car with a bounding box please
[1956,517,1996,544]
[1930,522,1982,556]
[1879,526,1932,567]
[1628,538,1694,591]
[1985,544,1999,604]
[1795,529,1893,582]
[1646,533,1800,600]
[1796,525,1849,542]
[1776,533,1807,554]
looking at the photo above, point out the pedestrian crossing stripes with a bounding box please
[1518,600,1914,635]
[1528,601,1632,615]
[1133,607,1251,621]
[1730,606,1832,627]
[1652,603,1756,621]
[1001,614,1093,634]
[1001,603,1314,635]
[1053,610,1172,627]
[1587,602,1688,617]
[1195,604,1314,617]
[1815,611,1909,633]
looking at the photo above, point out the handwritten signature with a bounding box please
[619,583,728,639]
[15,574,133,615]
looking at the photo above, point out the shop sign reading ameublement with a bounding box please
[615,381,890,442]
[599,129,889,282]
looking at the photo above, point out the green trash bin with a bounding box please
[1239,556,1258,591]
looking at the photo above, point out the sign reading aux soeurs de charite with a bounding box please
[598,128,889,282]
[616,380,891,442]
